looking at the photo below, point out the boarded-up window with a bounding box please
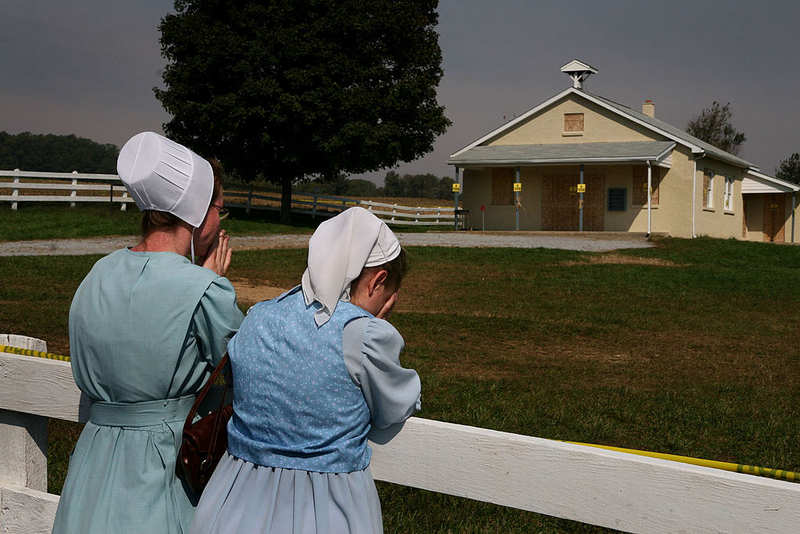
[491,168,514,205]
[632,166,661,206]
[608,188,626,211]
[564,113,584,132]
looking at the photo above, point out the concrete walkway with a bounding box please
[0,232,655,256]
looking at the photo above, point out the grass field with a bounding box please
[0,196,454,242]
[2,232,799,532]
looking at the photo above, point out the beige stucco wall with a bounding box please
[462,161,697,235]
[692,158,746,239]
[486,95,661,146]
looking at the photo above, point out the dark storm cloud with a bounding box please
[1,0,798,181]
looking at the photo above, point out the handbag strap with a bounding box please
[183,352,230,432]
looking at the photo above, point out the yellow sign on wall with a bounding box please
[452,183,461,192]
[513,182,522,192]
[577,183,586,193]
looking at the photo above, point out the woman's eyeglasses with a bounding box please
[210,203,229,220]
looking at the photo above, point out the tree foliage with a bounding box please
[0,131,118,173]
[685,101,747,156]
[775,153,800,185]
[155,0,450,222]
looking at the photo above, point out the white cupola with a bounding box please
[560,59,598,90]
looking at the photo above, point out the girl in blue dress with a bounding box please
[191,207,421,534]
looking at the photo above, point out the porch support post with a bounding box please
[647,161,652,237]
[453,167,460,231]
[792,192,796,243]
[579,164,584,232]
[515,166,520,231]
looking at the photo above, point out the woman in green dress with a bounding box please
[52,132,244,534]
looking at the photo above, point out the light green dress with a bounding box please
[52,248,244,534]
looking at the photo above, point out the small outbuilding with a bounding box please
[448,60,798,242]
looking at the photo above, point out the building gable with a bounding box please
[485,93,665,147]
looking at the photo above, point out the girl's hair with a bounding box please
[354,248,409,293]
[140,158,223,236]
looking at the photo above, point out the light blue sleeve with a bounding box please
[193,277,245,367]
[343,317,421,429]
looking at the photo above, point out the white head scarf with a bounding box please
[301,207,401,326]
[117,132,214,262]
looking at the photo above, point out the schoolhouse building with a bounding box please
[448,60,798,242]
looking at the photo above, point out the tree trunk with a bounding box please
[280,177,292,224]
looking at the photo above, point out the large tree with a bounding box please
[775,153,800,185]
[155,0,450,223]
[685,101,747,156]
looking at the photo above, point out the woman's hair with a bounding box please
[353,248,409,293]
[140,158,223,236]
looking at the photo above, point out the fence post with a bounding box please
[392,204,397,222]
[312,187,319,219]
[0,335,49,492]
[11,169,20,211]
[120,190,128,211]
[70,172,78,208]
[416,208,420,225]
[246,186,253,215]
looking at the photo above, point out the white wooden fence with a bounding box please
[1,345,798,533]
[0,170,460,227]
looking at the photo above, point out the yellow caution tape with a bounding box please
[565,441,798,483]
[0,344,70,362]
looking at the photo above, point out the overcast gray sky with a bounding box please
[1,0,798,184]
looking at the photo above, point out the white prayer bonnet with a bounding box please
[117,131,214,228]
[301,207,402,326]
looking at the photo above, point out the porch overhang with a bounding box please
[742,169,800,195]
[448,141,675,168]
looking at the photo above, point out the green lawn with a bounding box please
[0,202,445,242]
[2,237,799,533]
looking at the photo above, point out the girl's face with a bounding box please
[350,269,399,319]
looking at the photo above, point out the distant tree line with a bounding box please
[295,170,454,199]
[0,131,119,173]
[381,171,454,199]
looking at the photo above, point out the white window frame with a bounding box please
[705,172,714,208]
[724,176,734,211]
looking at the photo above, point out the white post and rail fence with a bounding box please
[1,337,798,533]
[0,170,464,228]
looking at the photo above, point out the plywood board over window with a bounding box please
[632,166,660,206]
[491,168,515,206]
[564,113,584,132]
[763,193,786,243]
[542,175,604,231]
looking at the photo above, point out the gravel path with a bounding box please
[0,232,654,256]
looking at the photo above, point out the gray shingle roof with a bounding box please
[586,91,754,168]
[448,141,675,166]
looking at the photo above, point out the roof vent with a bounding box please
[560,59,597,90]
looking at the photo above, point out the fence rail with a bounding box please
[0,170,460,227]
[1,346,798,533]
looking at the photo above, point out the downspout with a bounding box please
[646,161,652,237]
[792,191,796,243]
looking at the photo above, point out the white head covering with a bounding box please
[117,131,214,229]
[301,207,401,326]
